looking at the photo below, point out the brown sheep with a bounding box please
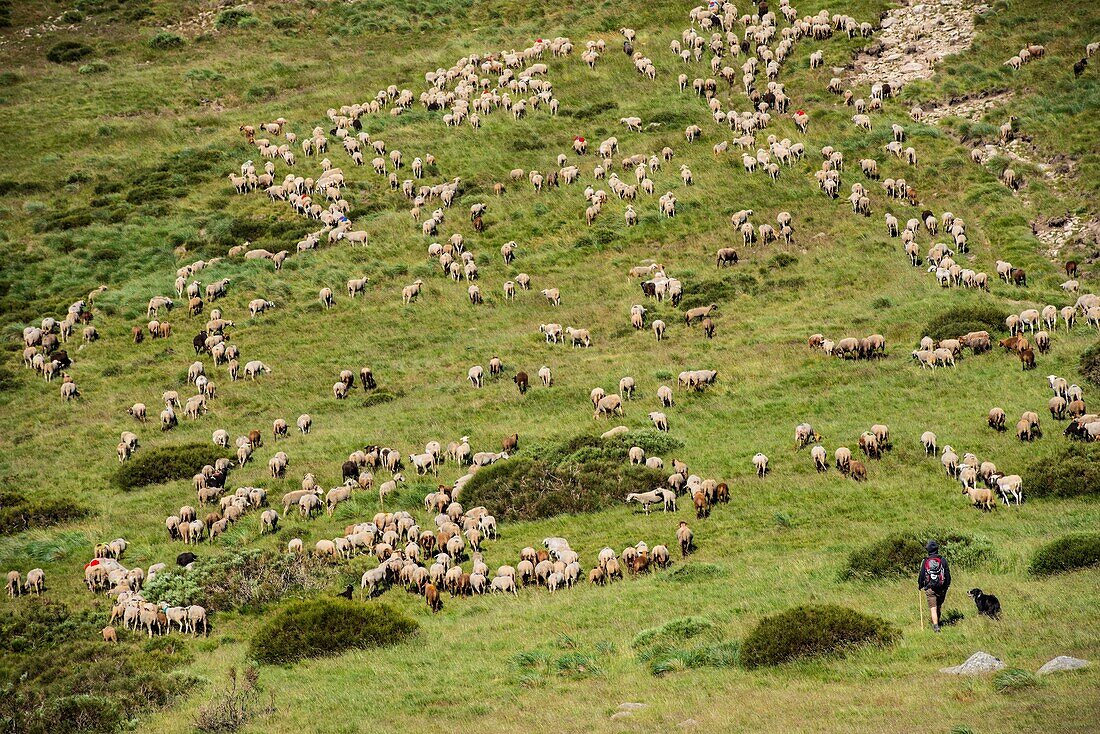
[513,371,529,394]
[702,317,715,339]
[132,326,144,344]
[849,460,867,481]
[425,583,442,613]
[693,490,709,518]
[248,429,262,448]
[102,626,118,643]
[1019,347,1036,370]
[502,433,519,453]
[988,408,1006,431]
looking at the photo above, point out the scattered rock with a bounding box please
[940,651,1006,675]
[1037,656,1089,676]
[610,711,633,720]
[618,702,647,711]
[851,0,990,87]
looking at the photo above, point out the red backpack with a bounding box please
[923,556,945,588]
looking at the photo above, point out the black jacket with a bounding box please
[918,554,951,590]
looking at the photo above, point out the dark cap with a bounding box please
[926,540,939,553]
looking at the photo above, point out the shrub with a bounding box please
[46,41,94,63]
[993,668,1041,693]
[767,252,798,269]
[1021,443,1100,499]
[250,598,416,664]
[216,7,255,29]
[1079,341,1100,387]
[146,550,334,612]
[77,61,109,74]
[631,617,738,676]
[841,532,992,580]
[460,432,669,522]
[632,617,718,650]
[0,490,88,534]
[923,304,1005,341]
[148,32,184,49]
[1029,533,1100,576]
[114,443,230,490]
[61,9,84,22]
[741,605,898,668]
[194,666,273,733]
[0,631,195,734]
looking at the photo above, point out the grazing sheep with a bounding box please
[467,365,484,388]
[648,411,669,432]
[753,453,769,477]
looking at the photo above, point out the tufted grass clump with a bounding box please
[741,605,898,668]
[251,599,416,664]
[993,668,1041,694]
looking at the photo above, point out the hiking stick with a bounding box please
[919,589,925,630]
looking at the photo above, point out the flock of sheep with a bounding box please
[8,2,1098,635]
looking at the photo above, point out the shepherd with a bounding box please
[918,540,951,632]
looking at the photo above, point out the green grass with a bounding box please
[1,0,1099,732]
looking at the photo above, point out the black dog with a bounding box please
[968,588,1001,619]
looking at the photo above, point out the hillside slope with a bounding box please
[1,1,1098,732]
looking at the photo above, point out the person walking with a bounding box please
[918,540,951,632]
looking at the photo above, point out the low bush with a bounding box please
[923,304,1005,341]
[841,531,992,580]
[46,41,94,63]
[146,550,334,612]
[1021,443,1100,499]
[461,435,667,522]
[0,490,88,534]
[741,605,898,668]
[250,598,416,664]
[0,607,195,734]
[1029,533,1100,576]
[77,61,109,74]
[194,666,273,733]
[1077,341,1100,387]
[148,32,185,49]
[114,443,230,490]
[216,7,254,28]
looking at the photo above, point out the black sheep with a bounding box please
[1074,58,1087,78]
[176,552,198,567]
[968,588,1001,619]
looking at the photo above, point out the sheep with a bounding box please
[753,453,769,477]
[619,376,636,399]
[648,411,669,432]
[626,490,664,515]
[594,394,624,419]
[566,327,591,348]
[541,288,561,306]
[921,431,938,456]
[244,360,271,380]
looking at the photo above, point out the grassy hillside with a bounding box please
[1,1,1098,732]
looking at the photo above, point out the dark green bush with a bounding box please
[768,252,798,269]
[840,531,992,580]
[660,563,727,583]
[1079,341,1100,388]
[148,31,184,49]
[46,41,94,63]
[0,489,88,534]
[114,443,230,490]
[250,599,416,664]
[923,304,1005,341]
[1030,534,1100,576]
[741,605,898,668]
[61,10,84,22]
[216,7,254,28]
[631,617,738,676]
[0,627,195,734]
[0,599,101,654]
[1022,443,1100,499]
[461,432,671,522]
[563,100,618,120]
[679,272,758,310]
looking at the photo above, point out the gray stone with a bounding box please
[610,711,633,720]
[618,702,647,711]
[1037,656,1089,676]
[940,652,1006,675]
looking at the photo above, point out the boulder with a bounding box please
[1037,656,1088,676]
[940,651,1006,675]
